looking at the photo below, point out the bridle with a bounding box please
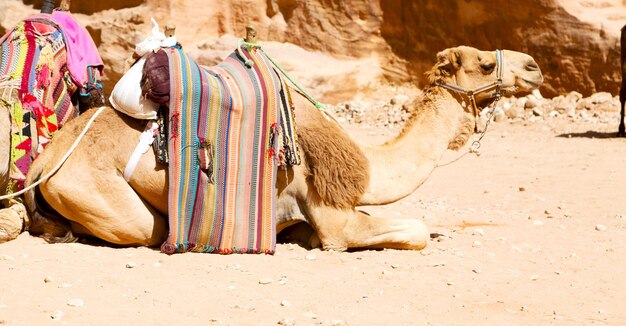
[436,49,504,132]
[436,49,504,154]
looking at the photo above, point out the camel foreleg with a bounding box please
[306,205,429,251]
[617,97,626,137]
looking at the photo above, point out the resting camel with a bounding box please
[1,46,542,251]
[0,0,104,242]
[619,23,626,137]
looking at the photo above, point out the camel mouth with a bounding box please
[520,77,543,90]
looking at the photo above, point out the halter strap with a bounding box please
[436,49,504,130]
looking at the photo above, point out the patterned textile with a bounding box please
[161,46,299,254]
[1,19,78,192]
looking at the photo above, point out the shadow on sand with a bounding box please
[557,131,625,139]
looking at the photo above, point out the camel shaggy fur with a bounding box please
[0,46,543,251]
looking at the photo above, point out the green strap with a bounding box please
[237,39,327,111]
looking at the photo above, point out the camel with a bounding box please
[619,23,626,137]
[3,46,542,251]
[0,0,104,242]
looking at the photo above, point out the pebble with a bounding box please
[303,312,318,319]
[472,268,481,274]
[305,253,317,261]
[227,264,242,270]
[50,310,64,320]
[472,228,484,236]
[277,318,295,326]
[447,281,454,286]
[518,186,526,192]
[67,298,84,307]
[390,263,400,269]
[258,278,273,285]
[125,262,138,269]
[595,224,607,231]
[44,276,53,283]
[280,300,292,307]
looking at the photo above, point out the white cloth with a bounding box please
[124,121,159,182]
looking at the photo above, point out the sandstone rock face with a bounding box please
[1,0,624,99]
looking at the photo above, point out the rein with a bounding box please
[437,50,504,159]
[0,106,107,201]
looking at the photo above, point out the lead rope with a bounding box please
[437,50,503,167]
[237,38,327,111]
[0,106,107,201]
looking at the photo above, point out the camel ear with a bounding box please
[436,47,462,71]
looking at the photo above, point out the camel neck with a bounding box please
[358,88,469,205]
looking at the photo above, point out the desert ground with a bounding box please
[1,97,625,325]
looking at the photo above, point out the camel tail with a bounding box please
[23,160,77,244]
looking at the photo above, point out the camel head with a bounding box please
[427,46,543,104]
[424,46,543,150]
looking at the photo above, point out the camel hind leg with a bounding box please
[307,205,429,251]
[38,170,168,247]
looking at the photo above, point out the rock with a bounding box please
[44,276,53,283]
[50,310,64,320]
[125,262,138,268]
[525,96,539,109]
[472,268,481,274]
[67,298,84,307]
[277,318,295,326]
[259,278,274,285]
[390,263,400,269]
[531,108,543,116]
[303,312,318,319]
[390,94,410,106]
[305,253,317,261]
[530,274,539,281]
[280,300,292,307]
[595,224,607,231]
[472,228,484,236]
[0,207,24,243]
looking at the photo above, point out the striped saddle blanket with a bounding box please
[160,45,299,254]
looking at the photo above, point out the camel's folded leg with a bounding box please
[40,173,168,247]
[307,206,429,251]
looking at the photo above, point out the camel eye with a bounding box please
[480,62,496,72]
